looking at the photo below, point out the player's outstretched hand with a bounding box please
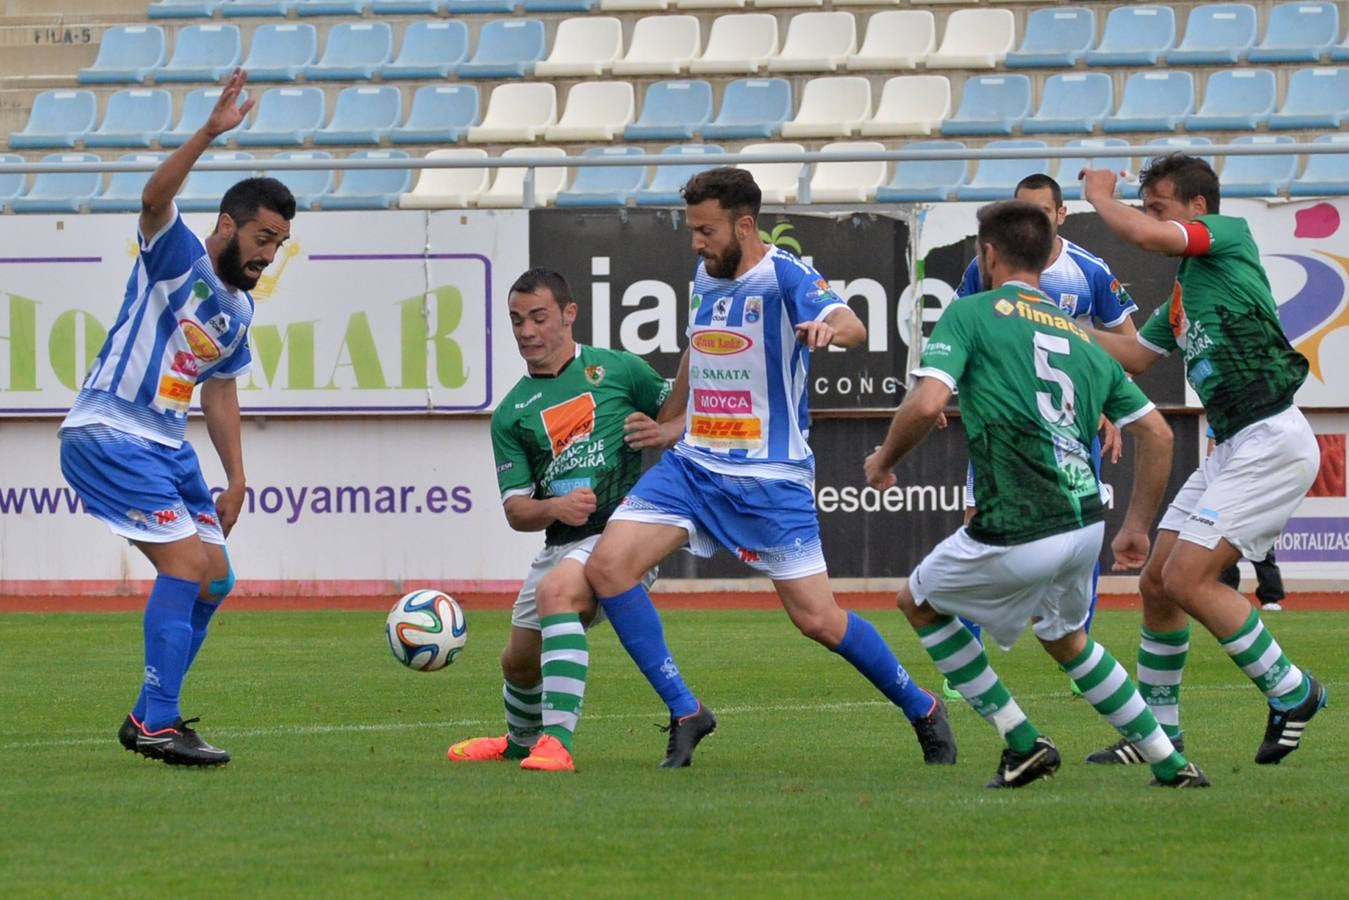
[1079,168,1120,204]
[552,487,598,527]
[215,484,246,537]
[1099,416,1123,464]
[623,411,679,451]
[863,445,897,492]
[795,320,836,350]
[203,68,255,139]
[1110,525,1150,571]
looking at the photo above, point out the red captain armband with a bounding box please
[1177,220,1212,256]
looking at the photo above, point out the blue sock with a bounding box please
[834,612,934,722]
[1084,561,1100,634]
[960,616,983,644]
[186,597,223,671]
[598,584,699,718]
[140,574,199,732]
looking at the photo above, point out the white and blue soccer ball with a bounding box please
[385,590,467,672]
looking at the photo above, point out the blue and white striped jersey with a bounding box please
[61,205,254,448]
[956,237,1137,328]
[673,246,846,486]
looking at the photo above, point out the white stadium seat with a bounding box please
[399,148,490,209]
[545,81,636,141]
[467,82,557,143]
[780,76,871,138]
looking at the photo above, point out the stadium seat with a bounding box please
[1133,136,1215,187]
[220,0,299,16]
[534,17,623,77]
[467,83,557,143]
[612,15,700,75]
[767,11,856,72]
[0,154,25,211]
[295,0,372,13]
[701,77,791,140]
[545,81,636,141]
[940,74,1031,137]
[1085,5,1175,66]
[1166,3,1256,64]
[635,144,722,205]
[78,25,166,84]
[149,0,224,17]
[90,152,165,212]
[737,142,803,204]
[372,0,447,12]
[625,80,713,140]
[390,84,479,144]
[753,0,821,10]
[262,149,334,209]
[956,140,1049,201]
[85,89,173,148]
[1056,138,1132,200]
[235,87,326,146]
[845,10,934,70]
[1334,32,1349,62]
[1006,7,1095,68]
[555,146,646,207]
[240,24,318,82]
[779,76,870,139]
[306,22,393,81]
[156,25,242,83]
[458,19,546,79]
[8,90,97,149]
[808,140,885,203]
[1219,135,1297,197]
[314,85,402,146]
[1249,1,1339,63]
[1290,133,1349,196]
[176,150,255,211]
[1269,67,1349,130]
[688,14,779,74]
[858,75,950,137]
[477,146,568,208]
[601,0,669,10]
[1022,73,1113,135]
[399,148,489,209]
[677,0,745,9]
[383,21,468,79]
[323,150,412,210]
[524,0,596,11]
[1103,70,1194,133]
[875,140,968,202]
[926,8,1015,69]
[162,87,246,147]
[1184,68,1276,131]
[10,153,103,213]
[445,0,520,12]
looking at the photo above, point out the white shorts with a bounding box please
[1159,406,1318,560]
[510,534,658,631]
[909,521,1104,652]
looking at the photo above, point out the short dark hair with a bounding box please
[509,267,573,308]
[977,200,1054,274]
[1014,173,1063,209]
[681,167,761,221]
[219,176,296,224]
[1138,152,1220,214]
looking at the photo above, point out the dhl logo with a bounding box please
[691,329,753,356]
[690,415,762,448]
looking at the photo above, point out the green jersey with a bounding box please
[491,345,670,546]
[917,283,1154,546]
[1138,214,1308,443]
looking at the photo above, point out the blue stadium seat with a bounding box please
[390,84,479,144]
[940,74,1031,137]
[0,154,25,209]
[382,21,468,79]
[156,24,242,83]
[457,19,546,79]
[444,0,518,12]
[91,152,166,212]
[1167,3,1257,64]
[555,146,645,207]
[1057,138,1132,200]
[220,0,299,13]
[1085,5,1175,66]
[8,90,97,149]
[1249,2,1338,62]
[956,140,1049,201]
[78,25,167,84]
[1184,68,1276,131]
[1269,67,1349,129]
[701,78,791,140]
[1022,73,1113,135]
[236,87,325,146]
[162,87,246,147]
[1006,8,1095,68]
[306,22,393,81]
[323,150,413,210]
[263,150,334,209]
[1141,136,1216,168]
[875,140,968,203]
[625,80,713,142]
[149,1,224,18]
[635,144,722,206]
[177,151,256,211]
[372,0,446,11]
[296,0,372,13]
[314,85,402,146]
[85,89,173,148]
[1334,36,1349,62]
[1291,134,1349,196]
[10,153,102,213]
[1103,71,1194,133]
[1220,136,1297,197]
[240,23,317,82]
[523,0,595,11]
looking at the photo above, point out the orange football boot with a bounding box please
[518,734,575,772]
[447,735,510,762]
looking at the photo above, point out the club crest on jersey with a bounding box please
[1058,293,1078,314]
[994,299,1016,317]
[744,297,762,323]
[585,365,605,386]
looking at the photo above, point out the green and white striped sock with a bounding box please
[503,678,541,759]
[1221,608,1308,709]
[1137,625,1189,740]
[540,613,589,750]
[918,615,1040,752]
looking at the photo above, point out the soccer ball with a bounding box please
[385,590,467,671]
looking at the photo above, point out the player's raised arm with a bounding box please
[1081,168,1188,255]
[1110,408,1173,571]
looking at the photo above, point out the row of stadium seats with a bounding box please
[6,135,1348,213]
[83,4,1349,86]
[17,66,1348,152]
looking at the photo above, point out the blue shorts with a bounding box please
[610,450,827,580]
[59,424,225,545]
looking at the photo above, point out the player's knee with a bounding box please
[500,645,540,686]
[583,547,624,596]
[1138,560,1167,603]
[535,579,588,618]
[1160,561,1201,608]
[204,561,235,602]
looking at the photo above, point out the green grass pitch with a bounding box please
[1,609,1345,897]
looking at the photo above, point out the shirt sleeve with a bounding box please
[780,254,846,327]
[490,409,536,502]
[954,258,981,299]
[1103,362,1155,427]
[1090,261,1138,328]
[624,352,671,418]
[210,339,253,379]
[1137,298,1177,356]
[911,300,973,391]
[1174,219,1214,257]
[138,204,202,282]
